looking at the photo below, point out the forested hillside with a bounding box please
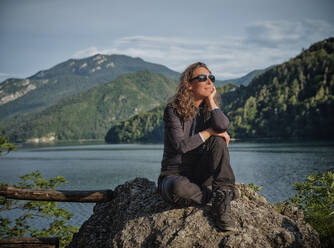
[105,37,334,142]
[223,37,334,138]
[1,71,177,142]
[105,105,165,143]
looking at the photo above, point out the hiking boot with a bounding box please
[207,185,240,202]
[211,187,237,232]
[174,197,193,207]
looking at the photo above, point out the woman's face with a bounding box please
[189,67,214,101]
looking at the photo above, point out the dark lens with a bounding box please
[209,75,215,82]
[197,75,207,82]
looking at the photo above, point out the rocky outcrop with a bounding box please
[68,178,320,248]
[0,79,36,105]
[26,132,56,144]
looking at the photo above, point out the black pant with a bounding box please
[158,136,235,205]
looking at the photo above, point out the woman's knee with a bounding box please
[207,136,227,151]
[172,176,190,196]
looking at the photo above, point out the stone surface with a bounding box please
[67,178,320,248]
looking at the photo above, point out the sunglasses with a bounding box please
[189,74,215,83]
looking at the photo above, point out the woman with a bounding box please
[157,62,239,232]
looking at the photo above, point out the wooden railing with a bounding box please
[0,186,115,247]
[0,237,59,248]
[0,186,114,203]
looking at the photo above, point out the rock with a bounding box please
[67,178,320,248]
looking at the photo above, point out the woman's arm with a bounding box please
[210,109,230,132]
[200,86,230,145]
[205,86,230,132]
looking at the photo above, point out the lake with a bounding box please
[1,140,333,227]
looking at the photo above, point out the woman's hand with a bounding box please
[209,85,216,100]
[205,86,218,109]
[209,129,230,146]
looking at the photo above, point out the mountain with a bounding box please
[0,54,180,120]
[105,37,334,142]
[1,70,178,142]
[215,68,268,87]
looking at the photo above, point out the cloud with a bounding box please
[73,47,101,58]
[0,72,11,77]
[245,19,334,49]
[73,20,333,79]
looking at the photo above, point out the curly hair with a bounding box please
[169,62,220,121]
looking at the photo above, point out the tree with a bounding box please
[0,135,16,156]
[243,96,257,121]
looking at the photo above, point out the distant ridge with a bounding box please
[215,67,271,87]
[0,54,180,120]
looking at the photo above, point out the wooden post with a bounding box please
[0,186,114,203]
[0,237,59,248]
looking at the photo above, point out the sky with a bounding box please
[0,0,333,82]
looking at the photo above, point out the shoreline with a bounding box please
[13,136,334,148]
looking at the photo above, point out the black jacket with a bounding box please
[160,103,230,176]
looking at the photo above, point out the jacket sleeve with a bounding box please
[164,105,204,154]
[209,108,230,132]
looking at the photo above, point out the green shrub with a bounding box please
[0,171,79,248]
[288,171,334,247]
[247,183,263,192]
